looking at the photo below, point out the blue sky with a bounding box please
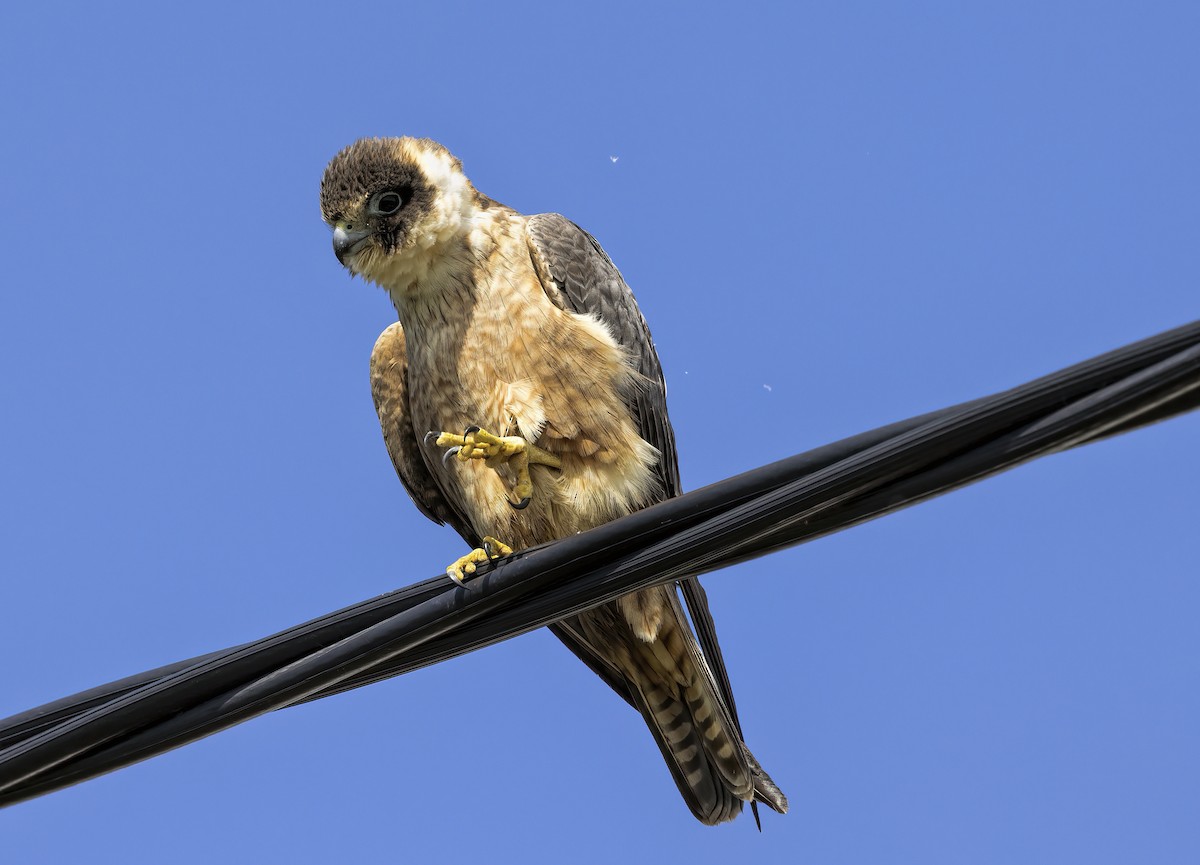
[1,2,1197,862]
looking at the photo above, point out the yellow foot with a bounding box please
[446,536,514,584]
[427,425,562,509]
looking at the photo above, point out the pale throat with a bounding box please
[377,209,503,337]
[387,273,478,338]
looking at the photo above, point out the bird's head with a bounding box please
[319,137,477,286]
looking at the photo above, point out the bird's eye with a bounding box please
[374,191,404,215]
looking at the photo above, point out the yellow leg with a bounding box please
[430,426,561,509]
[446,536,514,585]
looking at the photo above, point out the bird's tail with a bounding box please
[558,590,788,825]
[626,604,788,824]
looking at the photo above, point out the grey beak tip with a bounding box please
[332,225,370,264]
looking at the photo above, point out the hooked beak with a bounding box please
[332,224,373,265]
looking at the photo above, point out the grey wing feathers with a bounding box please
[527,214,786,819]
[369,323,481,547]
[526,213,746,728]
[526,213,681,499]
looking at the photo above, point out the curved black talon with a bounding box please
[442,446,462,466]
[464,425,481,435]
[423,431,439,446]
[509,496,532,510]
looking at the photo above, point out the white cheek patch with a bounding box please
[407,145,474,250]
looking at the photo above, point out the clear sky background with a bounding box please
[1,3,1197,863]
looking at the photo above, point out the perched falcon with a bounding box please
[320,137,787,825]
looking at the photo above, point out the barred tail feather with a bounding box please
[630,660,750,824]
[558,591,786,825]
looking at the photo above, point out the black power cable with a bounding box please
[0,320,1197,808]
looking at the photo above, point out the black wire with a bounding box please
[0,320,1196,808]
